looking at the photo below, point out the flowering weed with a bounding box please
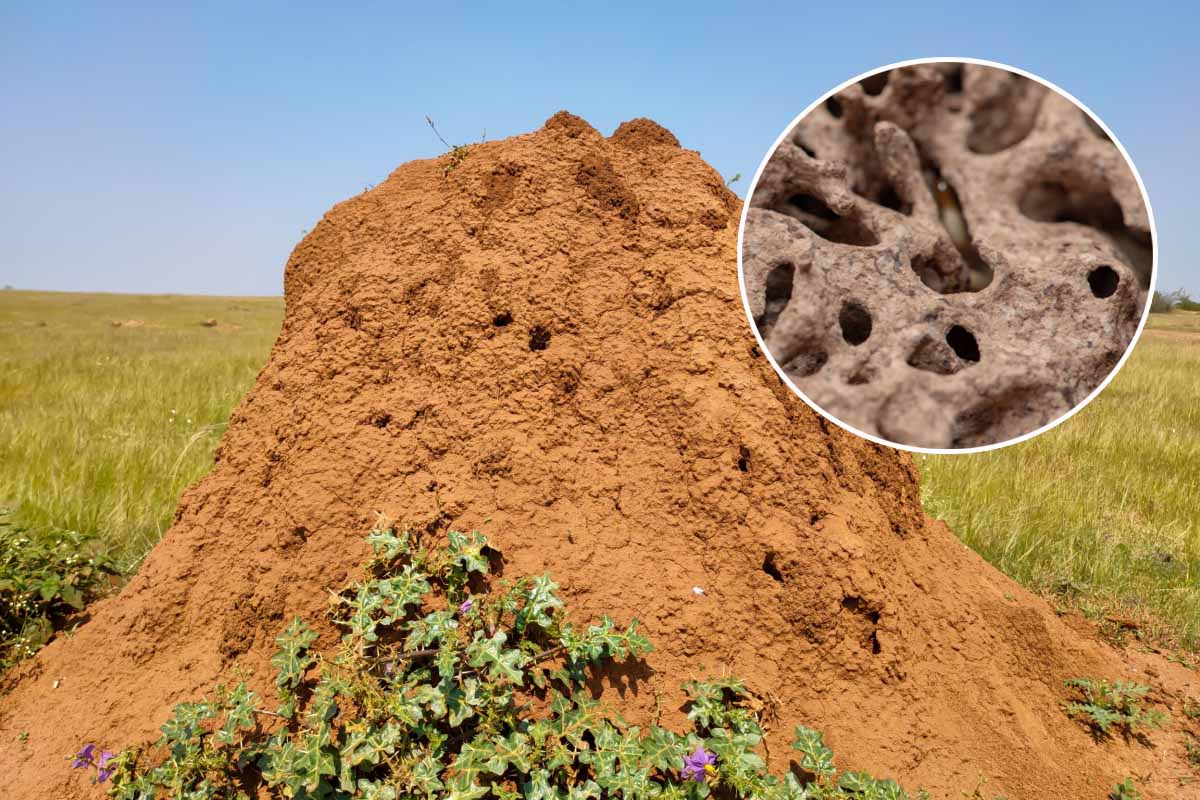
[105,526,923,800]
[1063,678,1167,738]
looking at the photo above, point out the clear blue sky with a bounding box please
[2,2,1197,296]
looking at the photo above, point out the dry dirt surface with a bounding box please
[1,113,1196,799]
[742,62,1152,448]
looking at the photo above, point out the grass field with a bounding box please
[1,290,1196,649]
[0,291,283,570]
[920,311,1200,649]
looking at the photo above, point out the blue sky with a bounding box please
[2,2,1197,296]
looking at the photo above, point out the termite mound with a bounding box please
[743,62,1151,449]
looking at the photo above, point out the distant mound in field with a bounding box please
[1,113,1196,799]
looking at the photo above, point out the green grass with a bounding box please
[920,312,1200,649]
[0,290,283,570]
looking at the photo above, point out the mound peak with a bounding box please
[1,114,1195,799]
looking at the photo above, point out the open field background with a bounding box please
[0,291,282,570]
[1,291,1196,647]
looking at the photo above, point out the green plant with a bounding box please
[1185,735,1200,768]
[0,510,117,671]
[426,115,472,175]
[107,526,923,799]
[1110,776,1140,800]
[1062,678,1166,737]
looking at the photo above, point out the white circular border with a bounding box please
[736,56,1159,455]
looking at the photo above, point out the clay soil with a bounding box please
[1,113,1196,799]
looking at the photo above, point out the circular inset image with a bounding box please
[737,58,1156,452]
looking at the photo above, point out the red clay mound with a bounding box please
[1,113,1196,799]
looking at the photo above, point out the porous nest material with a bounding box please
[742,62,1152,449]
[1,113,1196,800]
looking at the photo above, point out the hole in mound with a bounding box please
[492,311,512,327]
[838,301,872,345]
[825,96,843,118]
[786,351,828,378]
[946,325,980,362]
[907,335,962,375]
[737,445,750,473]
[846,368,873,385]
[779,194,879,247]
[528,326,551,351]
[1088,265,1120,298]
[371,412,392,429]
[762,551,784,583]
[754,262,795,332]
[795,138,817,159]
[875,184,910,215]
[944,64,964,93]
[1019,181,1152,285]
[859,72,889,96]
[967,71,1043,154]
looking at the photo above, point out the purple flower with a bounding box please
[96,751,115,783]
[72,743,96,769]
[682,745,717,783]
[458,599,473,614]
[384,661,394,676]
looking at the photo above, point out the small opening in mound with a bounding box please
[779,194,879,247]
[737,445,750,473]
[528,326,551,351]
[946,325,980,362]
[787,351,828,378]
[371,412,392,429]
[859,72,889,96]
[788,193,839,220]
[875,185,910,215]
[1019,181,1151,285]
[846,368,873,385]
[754,262,795,332]
[838,301,872,346]
[795,138,817,159]
[944,64,964,93]
[1088,265,1119,298]
[967,71,1043,153]
[762,551,783,582]
[492,311,512,327]
[825,96,843,118]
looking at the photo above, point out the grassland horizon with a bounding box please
[1,289,1196,649]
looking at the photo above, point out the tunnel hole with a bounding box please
[825,96,843,118]
[944,64,964,93]
[1088,265,1119,298]
[737,445,750,473]
[786,351,828,378]
[795,138,818,158]
[371,412,392,429]
[789,193,839,220]
[838,301,872,346]
[967,71,1043,154]
[946,325,980,362]
[754,262,795,331]
[859,72,889,96]
[875,184,910,215]
[762,551,784,583]
[528,326,551,351]
[846,368,873,385]
[779,194,879,247]
[1019,180,1151,285]
[492,311,513,327]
